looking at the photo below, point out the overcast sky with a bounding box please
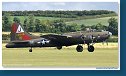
[2,2,118,13]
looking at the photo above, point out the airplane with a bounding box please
[6,22,112,52]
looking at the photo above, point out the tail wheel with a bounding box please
[76,45,83,52]
[88,45,94,52]
[29,49,32,52]
[29,47,32,52]
[57,46,62,50]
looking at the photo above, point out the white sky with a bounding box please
[2,2,118,13]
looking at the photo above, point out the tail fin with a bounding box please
[10,22,38,41]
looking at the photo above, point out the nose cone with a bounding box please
[108,32,112,36]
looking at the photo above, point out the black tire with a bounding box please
[88,45,94,52]
[29,49,32,52]
[57,46,62,50]
[76,45,83,52]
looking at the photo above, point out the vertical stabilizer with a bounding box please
[10,23,39,41]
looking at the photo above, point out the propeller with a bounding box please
[90,35,95,43]
[81,34,86,44]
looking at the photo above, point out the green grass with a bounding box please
[66,16,118,26]
[9,16,68,23]
[2,43,118,67]
[8,16,118,26]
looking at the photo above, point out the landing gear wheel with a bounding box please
[29,48,32,52]
[88,45,94,52]
[57,46,62,50]
[76,45,83,52]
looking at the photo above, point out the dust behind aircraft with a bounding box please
[6,22,112,52]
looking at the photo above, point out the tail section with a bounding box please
[10,22,39,41]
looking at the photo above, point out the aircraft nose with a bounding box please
[108,32,112,36]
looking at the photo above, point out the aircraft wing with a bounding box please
[40,34,73,45]
[11,34,73,45]
[11,38,46,44]
[41,34,72,40]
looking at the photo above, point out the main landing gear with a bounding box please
[87,45,94,52]
[76,44,95,52]
[57,46,62,50]
[76,45,83,52]
[56,44,95,52]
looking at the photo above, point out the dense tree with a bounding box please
[2,13,11,31]
[43,20,52,32]
[38,20,48,33]
[23,18,28,31]
[50,20,67,33]
[2,16,118,36]
[90,23,107,31]
[108,18,118,35]
[28,14,35,32]
[80,24,86,31]
[13,17,20,23]
[66,24,78,32]
[2,10,117,18]
[2,11,118,35]
[34,19,41,32]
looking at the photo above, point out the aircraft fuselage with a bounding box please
[6,31,111,48]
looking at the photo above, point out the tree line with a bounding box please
[2,10,117,18]
[2,13,118,36]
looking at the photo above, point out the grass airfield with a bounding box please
[2,43,118,68]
